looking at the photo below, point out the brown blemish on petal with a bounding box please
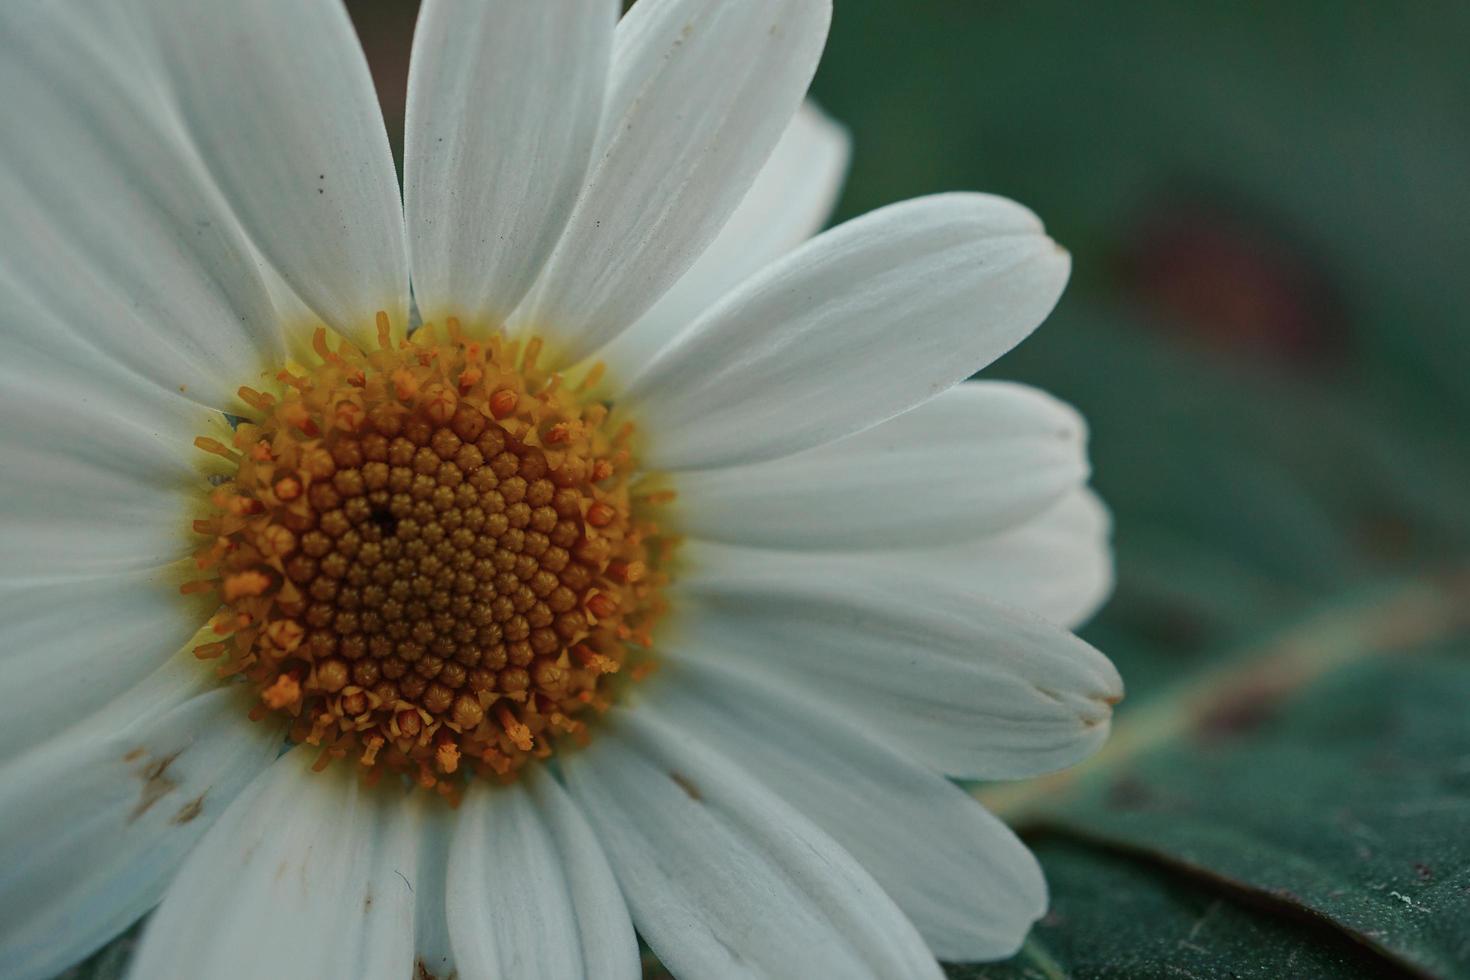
[129,751,182,822]
[669,771,702,801]
[123,747,146,762]
[171,793,207,824]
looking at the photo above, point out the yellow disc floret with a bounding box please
[187,315,670,797]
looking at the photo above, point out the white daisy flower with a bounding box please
[0,0,1122,978]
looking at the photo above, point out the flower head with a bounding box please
[0,0,1120,977]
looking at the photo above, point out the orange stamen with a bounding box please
[190,320,673,793]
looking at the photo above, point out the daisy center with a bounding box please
[187,315,670,797]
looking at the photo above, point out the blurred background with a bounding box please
[336,3,1468,978]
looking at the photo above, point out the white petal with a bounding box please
[128,752,422,980]
[0,324,224,582]
[525,772,640,979]
[0,655,282,980]
[0,6,286,409]
[0,571,211,760]
[509,0,832,366]
[562,707,942,980]
[624,193,1071,470]
[596,100,851,379]
[405,0,615,328]
[447,771,637,980]
[654,655,1047,961]
[673,382,1089,550]
[406,800,457,980]
[879,488,1115,629]
[134,0,408,342]
[672,541,1122,779]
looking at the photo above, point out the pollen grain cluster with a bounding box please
[188,316,670,795]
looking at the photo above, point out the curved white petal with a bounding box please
[672,541,1122,779]
[0,655,281,980]
[562,707,942,980]
[405,0,615,328]
[0,5,286,409]
[0,571,211,760]
[597,100,850,379]
[624,193,1071,470]
[878,488,1115,630]
[127,752,422,980]
[673,382,1089,550]
[510,0,832,366]
[135,0,408,343]
[448,771,638,980]
[525,772,640,980]
[654,655,1047,961]
[0,323,223,583]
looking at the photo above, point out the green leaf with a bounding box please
[970,579,1470,978]
[952,839,1390,980]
